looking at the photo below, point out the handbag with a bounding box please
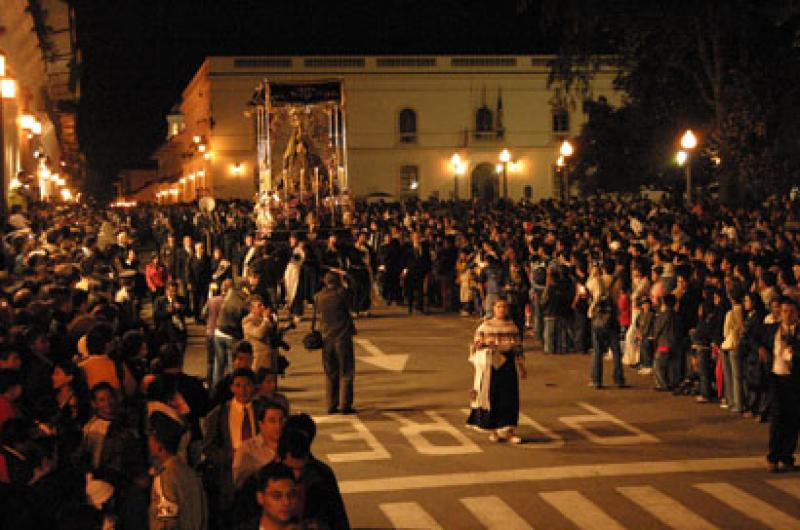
[303,298,324,350]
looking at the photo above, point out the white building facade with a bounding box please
[149,55,621,203]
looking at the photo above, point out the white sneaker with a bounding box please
[508,435,523,444]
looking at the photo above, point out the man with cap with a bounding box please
[148,411,208,530]
[315,272,356,414]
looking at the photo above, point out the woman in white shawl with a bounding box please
[284,238,305,324]
[467,298,527,443]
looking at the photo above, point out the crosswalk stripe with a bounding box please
[460,495,533,530]
[768,478,800,500]
[617,485,718,530]
[695,482,800,530]
[379,502,443,529]
[539,490,624,530]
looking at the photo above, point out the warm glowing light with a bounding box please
[9,177,21,189]
[410,181,419,190]
[198,144,207,153]
[31,120,42,135]
[179,177,186,184]
[499,149,511,163]
[231,163,244,176]
[197,169,205,177]
[192,135,201,144]
[712,155,721,166]
[0,78,16,99]
[19,115,36,130]
[509,160,522,172]
[61,189,73,201]
[495,163,503,174]
[203,152,212,160]
[188,173,196,180]
[680,129,697,150]
[170,188,179,195]
[676,150,688,166]
[560,140,574,157]
[0,54,5,77]
[451,153,466,176]
[557,155,565,168]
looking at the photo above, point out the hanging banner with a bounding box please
[269,81,342,107]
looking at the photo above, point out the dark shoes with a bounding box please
[341,407,357,415]
[327,406,339,414]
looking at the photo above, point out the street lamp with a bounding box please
[680,129,697,204]
[559,140,574,201]
[450,153,466,200]
[499,148,511,201]
[0,57,17,217]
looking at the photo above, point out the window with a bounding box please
[475,105,493,139]
[399,108,417,144]
[400,165,419,195]
[552,108,570,134]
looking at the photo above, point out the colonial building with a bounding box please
[143,55,620,204]
[0,0,82,210]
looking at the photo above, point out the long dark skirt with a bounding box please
[467,356,520,430]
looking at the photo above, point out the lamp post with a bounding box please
[559,140,574,201]
[680,129,697,205]
[0,54,17,218]
[451,153,465,200]
[499,149,511,201]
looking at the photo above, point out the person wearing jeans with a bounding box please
[721,293,744,411]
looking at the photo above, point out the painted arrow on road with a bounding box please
[354,338,409,372]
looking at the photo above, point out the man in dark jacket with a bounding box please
[212,280,250,386]
[402,232,431,314]
[757,297,800,472]
[315,272,356,414]
[188,241,212,323]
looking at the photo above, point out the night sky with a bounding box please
[72,0,552,198]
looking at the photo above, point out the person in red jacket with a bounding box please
[146,254,168,299]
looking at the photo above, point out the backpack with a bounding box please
[591,280,615,330]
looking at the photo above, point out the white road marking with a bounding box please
[379,502,443,529]
[558,402,660,445]
[539,490,625,530]
[314,415,391,463]
[695,482,800,530]
[338,455,764,494]
[384,411,482,455]
[460,495,533,529]
[617,485,718,530]
[354,337,409,371]
[768,478,800,499]
[460,409,565,449]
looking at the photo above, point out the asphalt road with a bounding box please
[182,302,800,530]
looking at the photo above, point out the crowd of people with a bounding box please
[0,188,799,528]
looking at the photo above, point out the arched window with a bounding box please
[475,105,493,139]
[399,108,417,143]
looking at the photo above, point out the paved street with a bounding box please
[183,304,800,529]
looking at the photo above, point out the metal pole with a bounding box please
[0,98,5,219]
[503,162,508,202]
[341,104,350,190]
[686,158,692,205]
[265,80,272,192]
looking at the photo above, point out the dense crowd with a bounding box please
[1,190,799,528]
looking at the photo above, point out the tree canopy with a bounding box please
[533,0,800,203]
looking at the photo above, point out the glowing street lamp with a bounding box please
[680,129,697,204]
[676,150,688,166]
[0,79,16,99]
